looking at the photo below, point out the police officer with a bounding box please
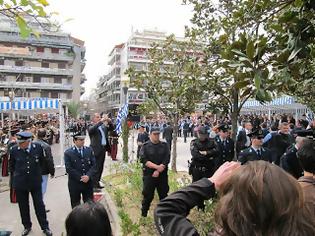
[9,132,52,236]
[238,129,273,165]
[214,124,234,170]
[139,127,170,217]
[64,133,97,209]
[190,126,218,209]
[137,124,149,160]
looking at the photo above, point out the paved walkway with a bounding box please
[0,133,193,235]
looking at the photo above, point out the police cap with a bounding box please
[218,123,230,132]
[198,127,208,135]
[150,127,160,134]
[16,131,33,143]
[295,129,315,140]
[248,129,264,139]
[72,132,86,140]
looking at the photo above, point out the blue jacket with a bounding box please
[9,142,46,190]
[64,146,96,185]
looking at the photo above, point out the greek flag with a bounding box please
[115,103,129,135]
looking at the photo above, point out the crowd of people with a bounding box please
[0,111,315,235]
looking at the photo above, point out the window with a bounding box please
[51,91,59,98]
[0,75,6,82]
[58,63,66,69]
[54,77,62,84]
[41,90,49,98]
[33,75,41,83]
[41,62,49,68]
[0,59,4,65]
[51,48,59,54]
[36,47,44,52]
[15,60,23,66]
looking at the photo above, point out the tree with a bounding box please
[136,99,159,118]
[0,0,57,38]
[184,0,315,155]
[67,101,80,119]
[127,35,205,171]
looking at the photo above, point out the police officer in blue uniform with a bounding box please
[238,129,273,165]
[64,133,97,208]
[214,124,234,170]
[9,131,52,236]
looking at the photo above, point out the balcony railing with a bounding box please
[0,52,73,61]
[0,65,73,76]
[0,81,73,90]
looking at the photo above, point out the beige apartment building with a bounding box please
[0,17,86,103]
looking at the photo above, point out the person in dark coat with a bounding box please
[162,122,173,151]
[9,132,52,236]
[189,126,219,210]
[139,127,170,217]
[64,133,97,208]
[136,124,149,160]
[236,122,252,153]
[280,136,305,179]
[34,128,55,199]
[214,124,234,170]
[238,129,273,165]
[88,113,109,191]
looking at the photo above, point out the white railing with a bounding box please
[0,65,73,75]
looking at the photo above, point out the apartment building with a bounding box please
[97,29,184,114]
[0,17,86,103]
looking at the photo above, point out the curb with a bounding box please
[100,189,122,236]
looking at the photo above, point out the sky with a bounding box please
[48,0,193,98]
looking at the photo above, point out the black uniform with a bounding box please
[280,145,303,179]
[9,142,50,231]
[155,178,215,236]
[162,125,173,151]
[190,138,218,182]
[137,131,149,160]
[214,136,234,169]
[238,146,272,165]
[64,146,97,208]
[139,140,170,217]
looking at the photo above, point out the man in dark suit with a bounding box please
[214,124,234,169]
[236,122,252,153]
[88,113,109,191]
[9,132,52,236]
[238,129,273,165]
[64,133,97,208]
[162,122,173,151]
[137,124,149,160]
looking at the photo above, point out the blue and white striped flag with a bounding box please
[115,103,129,135]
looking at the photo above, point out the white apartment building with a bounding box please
[97,29,184,114]
[0,17,86,103]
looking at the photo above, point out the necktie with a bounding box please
[257,149,262,159]
[79,148,83,157]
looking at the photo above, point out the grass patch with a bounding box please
[104,162,216,236]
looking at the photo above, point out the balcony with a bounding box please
[0,65,73,76]
[128,54,148,62]
[0,51,74,61]
[0,82,73,90]
[80,74,87,84]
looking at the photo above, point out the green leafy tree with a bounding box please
[67,101,80,119]
[127,35,205,172]
[184,0,315,152]
[136,99,159,118]
[0,0,57,38]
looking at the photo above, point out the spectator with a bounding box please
[155,161,315,236]
[65,201,112,236]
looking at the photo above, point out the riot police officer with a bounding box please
[190,127,218,209]
[64,133,97,208]
[239,129,273,165]
[139,127,170,217]
[9,132,53,236]
[214,124,234,169]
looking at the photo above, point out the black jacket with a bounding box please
[64,146,97,185]
[140,141,170,176]
[155,178,215,236]
[236,130,249,153]
[280,145,303,179]
[214,136,234,169]
[190,138,219,170]
[9,142,46,190]
[238,147,273,165]
[163,126,173,141]
[34,139,55,176]
[88,121,109,156]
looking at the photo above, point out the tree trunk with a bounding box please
[171,114,179,172]
[231,88,239,160]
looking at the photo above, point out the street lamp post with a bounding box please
[121,77,130,162]
[8,90,15,138]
